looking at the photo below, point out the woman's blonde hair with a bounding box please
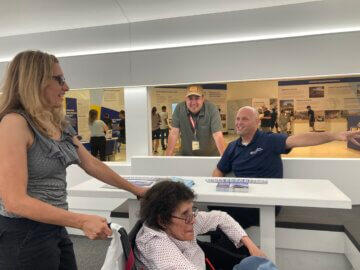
[0,50,67,136]
[88,109,98,125]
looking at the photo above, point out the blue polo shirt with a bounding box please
[217,130,291,178]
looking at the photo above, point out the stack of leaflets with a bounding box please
[216,182,249,192]
[170,176,195,188]
[102,180,155,189]
[206,177,268,184]
[103,175,195,189]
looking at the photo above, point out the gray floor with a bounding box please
[70,235,111,270]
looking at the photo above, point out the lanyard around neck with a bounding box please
[188,114,199,138]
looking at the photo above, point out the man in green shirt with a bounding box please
[166,85,225,156]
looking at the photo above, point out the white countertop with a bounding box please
[68,176,351,209]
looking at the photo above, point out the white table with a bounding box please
[68,176,351,262]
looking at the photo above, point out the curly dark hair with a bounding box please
[140,180,195,230]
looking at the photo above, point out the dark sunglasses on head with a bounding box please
[52,75,66,86]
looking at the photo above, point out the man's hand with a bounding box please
[334,130,360,146]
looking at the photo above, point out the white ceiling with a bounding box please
[0,0,320,37]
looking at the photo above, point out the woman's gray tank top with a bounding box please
[0,111,81,218]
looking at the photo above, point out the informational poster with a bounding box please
[279,99,294,112]
[278,77,360,119]
[65,89,90,140]
[205,89,227,130]
[101,89,124,120]
[252,98,270,110]
[227,99,252,132]
[77,98,91,139]
[278,86,307,99]
[65,98,78,133]
[102,89,123,112]
[344,98,360,110]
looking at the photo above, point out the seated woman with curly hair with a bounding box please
[134,180,275,270]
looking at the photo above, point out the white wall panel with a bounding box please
[124,87,152,161]
[129,0,360,50]
[3,31,360,89]
[283,158,360,204]
[345,236,360,269]
[59,52,132,89]
[0,24,131,62]
[130,31,360,86]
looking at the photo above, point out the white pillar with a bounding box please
[124,86,152,161]
[260,205,276,263]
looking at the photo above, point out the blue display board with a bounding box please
[101,107,119,120]
[66,97,78,133]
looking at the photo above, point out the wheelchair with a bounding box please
[117,220,248,270]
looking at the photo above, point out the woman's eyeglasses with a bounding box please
[171,207,198,224]
[52,75,66,86]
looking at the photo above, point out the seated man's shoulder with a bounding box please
[221,139,238,156]
[228,139,238,148]
[260,131,288,144]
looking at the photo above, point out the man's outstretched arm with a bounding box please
[285,130,360,149]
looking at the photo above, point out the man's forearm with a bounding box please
[166,128,179,155]
[165,136,176,155]
[213,131,226,155]
[286,132,336,149]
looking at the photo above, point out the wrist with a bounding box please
[241,236,256,248]
[75,213,88,230]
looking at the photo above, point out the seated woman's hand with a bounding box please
[241,236,267,258]
[247,245,267,258]
[80,214,112,240]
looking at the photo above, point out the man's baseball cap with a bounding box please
[185,85,204,97]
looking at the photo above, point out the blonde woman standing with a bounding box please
[88,109,108,161]
[0,50,146,270]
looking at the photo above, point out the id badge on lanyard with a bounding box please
[189,115,200,151]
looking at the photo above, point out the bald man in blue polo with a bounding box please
[212,106,360,228]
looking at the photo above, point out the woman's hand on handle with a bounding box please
[80,214,112,240]
[135,186,148,198]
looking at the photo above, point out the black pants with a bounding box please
[271,121,278,130]
[198,240,248,270]
[160,128,169,148]
[90,136,106,161]
[208,206,282,229]
[208,206,282,250]
[0,215,77,270]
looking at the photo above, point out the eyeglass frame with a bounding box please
[52,75,66,86]
[171,207,198,224]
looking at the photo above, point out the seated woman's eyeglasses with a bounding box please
[171,207,198,224]
[52,75,66,86]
